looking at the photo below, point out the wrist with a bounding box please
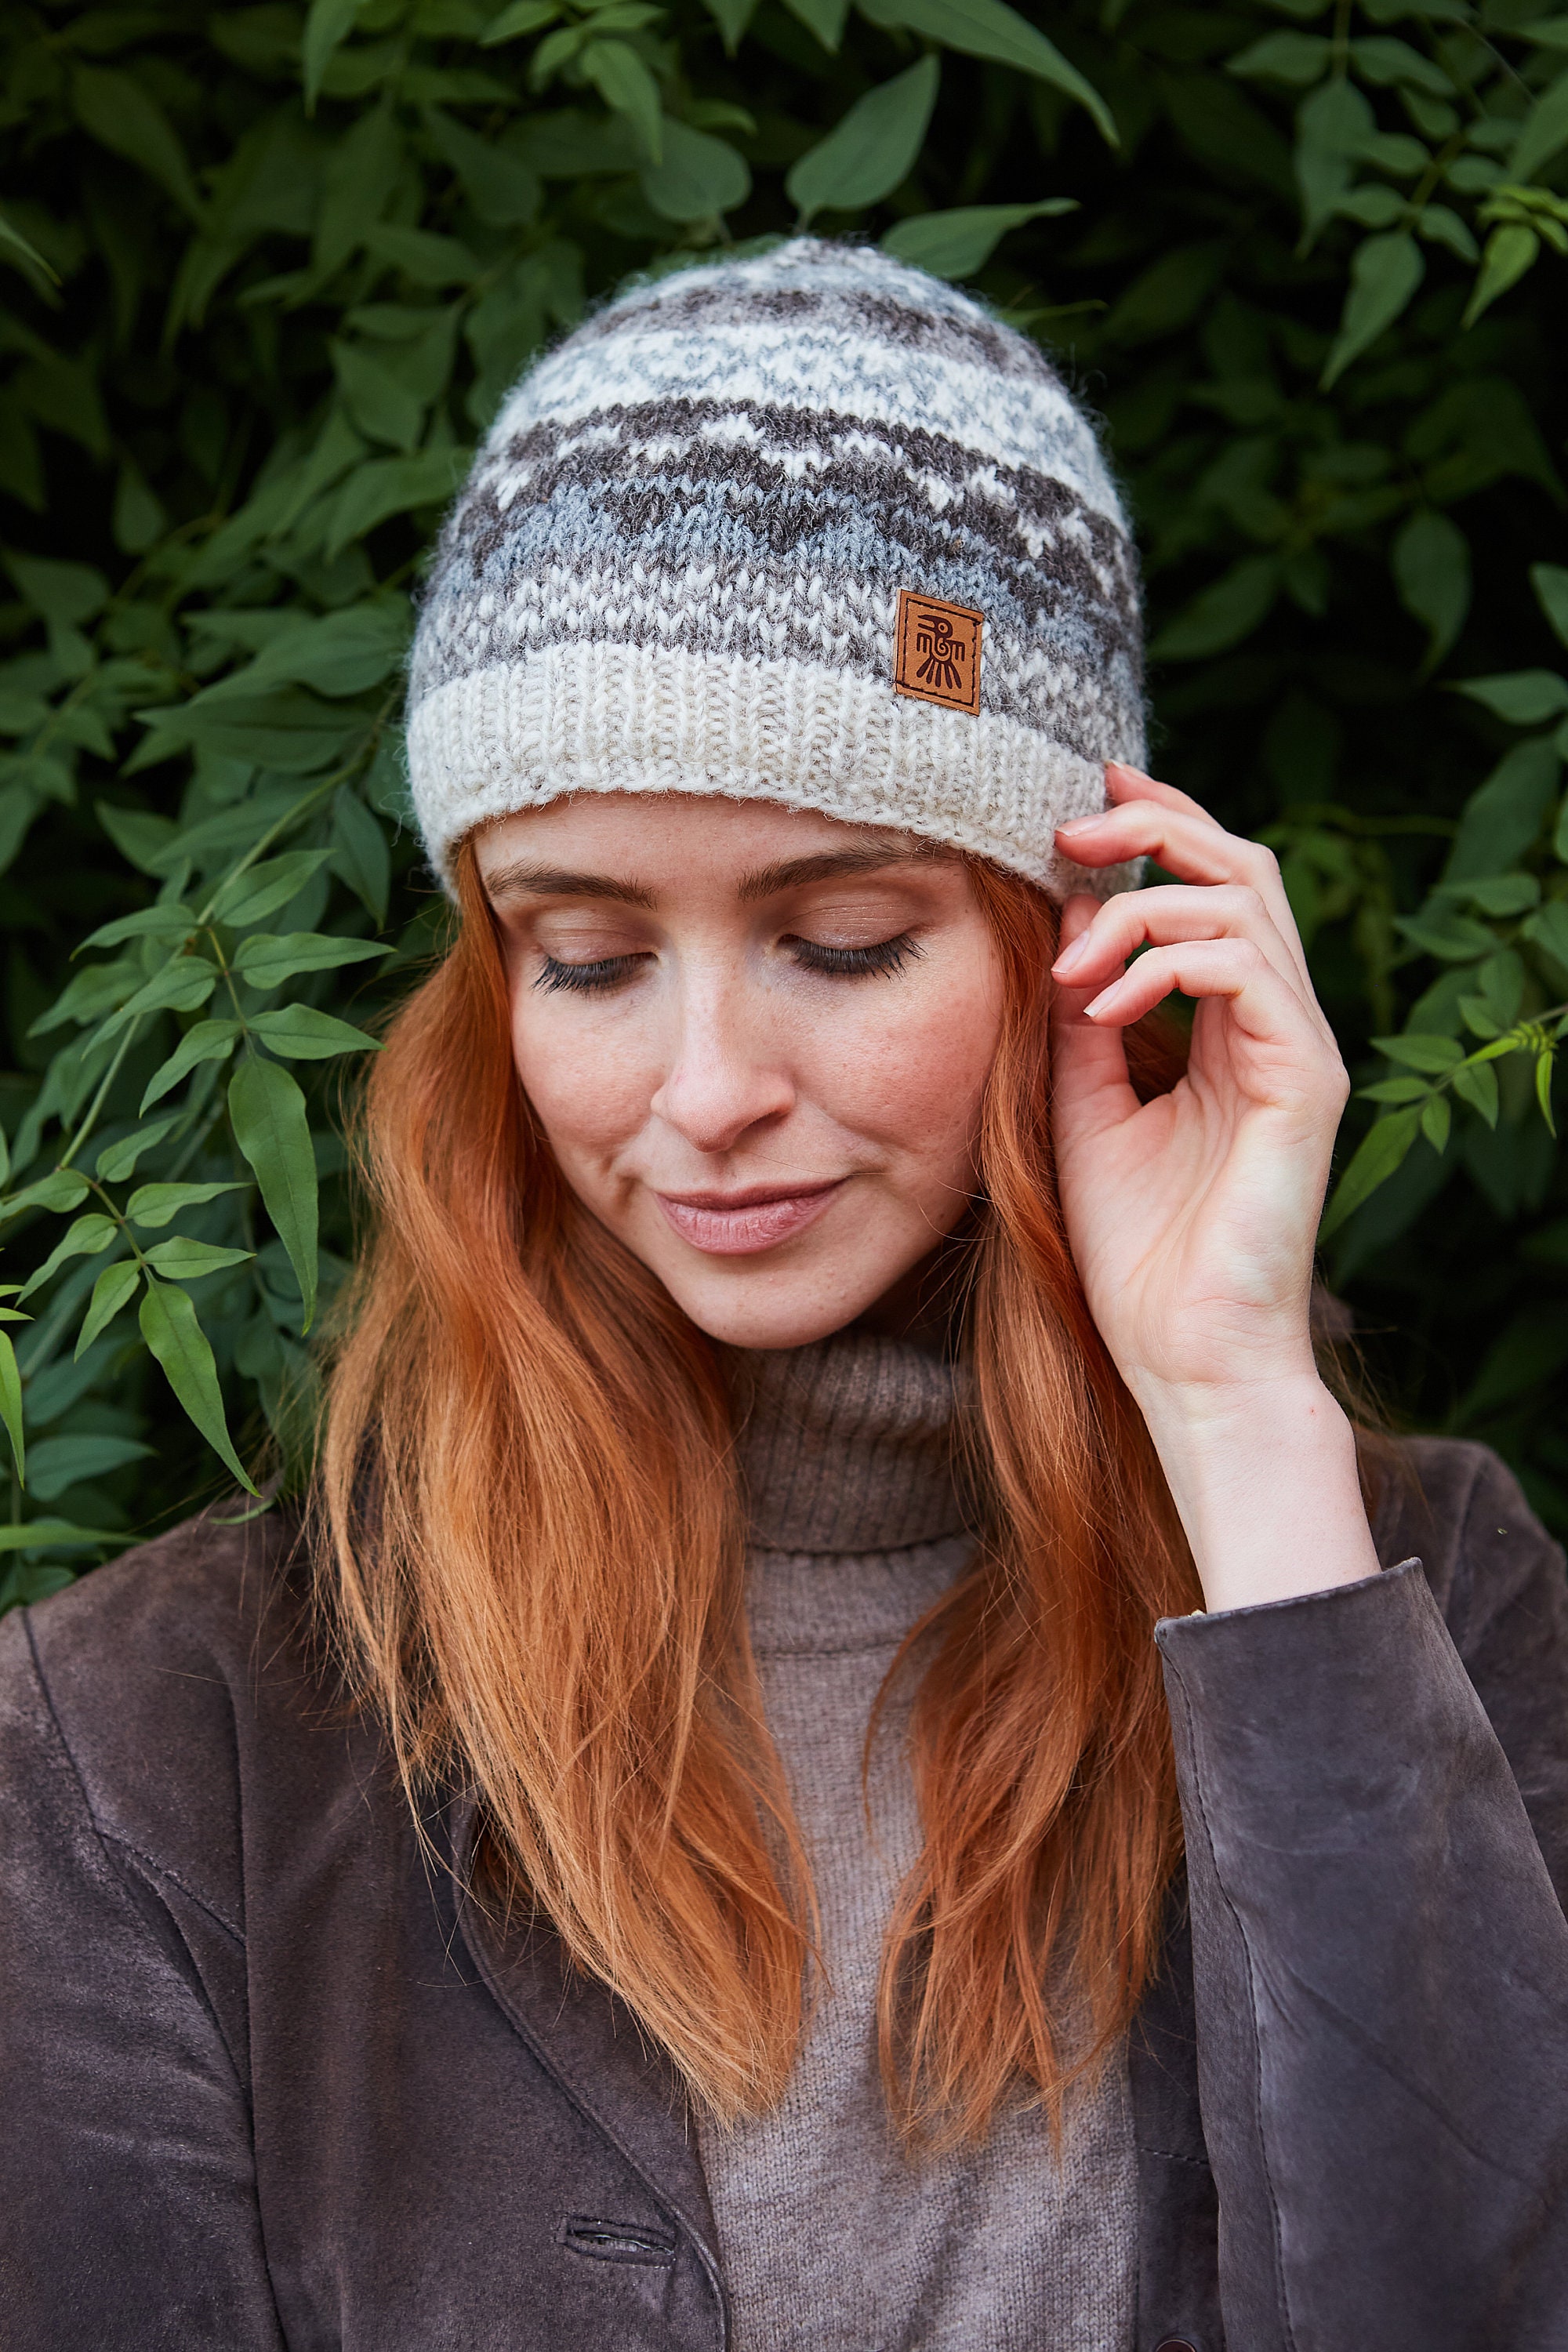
[1132,1371,1382,1614]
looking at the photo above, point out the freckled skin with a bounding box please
[474,792,1004,1351]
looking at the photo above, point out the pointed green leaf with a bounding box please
[138,1277,258,1494]
[1531,564,1568,655]
[127,1180,248,1229]
[331,788,392,924]
[861,0,1116,144]
[1538,1045,1559,1136]
[249,1004,382,1059]
[17,1214,118,1301]
[1319,1106,1421,1236]
[786,56,940,225]
[25,1433,154,1501]
[97,954,220,1043]
[1392,510,1469,671]
[0,1519,119,1555]
[480,0,561,41]
[640,120,752,222]
[580,40,663,163]
[140,1020,244,1114]
[303,0,368,111]
[882,198,1076,280]
[1420,1094,1452,1153]
[1454,671,1568,725]
[75,1260,141,1357]
[1321,233,1424,390]
[95,1116,183,1183]
[228,1055,319,1331]
[1510,65,1568,183]
[72,66,203,220]
[234,931,390,990]
[75,905,198,956]
[1371,1032,1465,1073]
[0,1329,22,1483]
[1451,1058,1501,1127]
[1463,223,1540,330]
[209,851,335,928]
[141,1236,256,1281]
[0,1172,90,1223]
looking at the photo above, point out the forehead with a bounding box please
[471,791,947,889]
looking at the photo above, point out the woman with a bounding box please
[3,240,1566,2351]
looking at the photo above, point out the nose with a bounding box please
[648,973,795,1156]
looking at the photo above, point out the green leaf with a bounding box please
[72,66,203,220]
[1530,564,1568,654]
[1420,1094,1451,1152]
[1537,1044,1558,1135]
[330,789,392,924]
[17,1214,118,1301]
[1446,739,1561,882]
[95,1115,183,1182]
[96,954,220,1043]
[1464,223,1540,330]
[423,107,542,225]
[141,1236,256,1281]
[332,342,427,451]
[139,1276,258,1494]
[0,1172,91,1222]
[303,0,370,111]
[234,931,390,989]
[580,40,664,162]
[75,1260,141,1357]
[1149,554,1280,662]
[1525,902,1568,981]
[786,56,940,226]
[228,1055,320,1332]
[1392,510,1469,671]
[127,1180,249,1229]
[1359,1074,1435,1103]
[25,1433,154,1501]
[0,1519,119,1555]
[1451,1058,1500,1127]
[1454,672,1568,726]
[140,1019,244,1114]
[781,0,845,50]
[641,121,752,221]
[0,1330,22,1483]
[249,1004,382,1058]
[1321,233,1424,390]
[861,0,1116,145]
[76,904,198,956]
[1510,66,1568,183]
[96,802,182,877]
[1228,31,1330,82]
[325,449,466,562]
[882,198,1076,280]
[1319,1106,1421,1236]
[5,553,109,629]
[1372,1032,1465,1073]
[480,0,561,38]
[210,850,336,928]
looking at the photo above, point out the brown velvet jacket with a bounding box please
[2,1436,1567,2351]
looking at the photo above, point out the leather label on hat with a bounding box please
[895,590,983,715]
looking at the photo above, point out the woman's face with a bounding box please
[474,793,1005,1349]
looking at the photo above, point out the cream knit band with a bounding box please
[407,238,1147,897]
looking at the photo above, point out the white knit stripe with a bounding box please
[488,333,1123,527]
[407,640,1142,895]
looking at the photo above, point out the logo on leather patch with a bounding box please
[895,590,983,715]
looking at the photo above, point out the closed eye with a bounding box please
[789,932,923,978]
[534,952,650,995]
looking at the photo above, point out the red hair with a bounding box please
[319,839,1200,2141]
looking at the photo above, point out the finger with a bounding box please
[1049,894,1141,1149]
[1080,938,1344,1093]
[1057,771,1311,990]
[1051,882,1323,1022]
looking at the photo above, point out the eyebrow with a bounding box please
[481,840,945,911]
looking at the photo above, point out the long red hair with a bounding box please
[319,838,1201,2142]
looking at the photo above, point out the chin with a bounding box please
[654,1262,887,1353]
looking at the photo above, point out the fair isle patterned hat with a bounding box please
[406,237,1146,898]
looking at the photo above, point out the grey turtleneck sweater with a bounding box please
[700,1330,1138,2352]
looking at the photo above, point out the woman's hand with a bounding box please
[1049,761,1381,1612]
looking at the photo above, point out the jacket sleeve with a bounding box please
[0,1606,286,2352]
[1159,1443,1568,2352]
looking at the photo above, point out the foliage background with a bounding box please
[2,0,1568,1606]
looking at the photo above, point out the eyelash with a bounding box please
[533,933,924,996]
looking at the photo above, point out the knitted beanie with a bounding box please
[406,238,1145,898]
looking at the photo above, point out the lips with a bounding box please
[653,1180,844,1256]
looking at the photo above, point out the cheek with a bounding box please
[818,961,1002,1163]
[507,998,654,1165]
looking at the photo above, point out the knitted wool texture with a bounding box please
[407,238,1146,896]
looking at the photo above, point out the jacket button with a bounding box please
[1152,2340,1200,2352]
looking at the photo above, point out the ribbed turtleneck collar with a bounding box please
[731,1328,973,1555]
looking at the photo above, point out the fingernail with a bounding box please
[1052,932,1089,975]
[1082,987,1115,1019]
[1105,760,1148,783]
[1057,814,1105,837]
